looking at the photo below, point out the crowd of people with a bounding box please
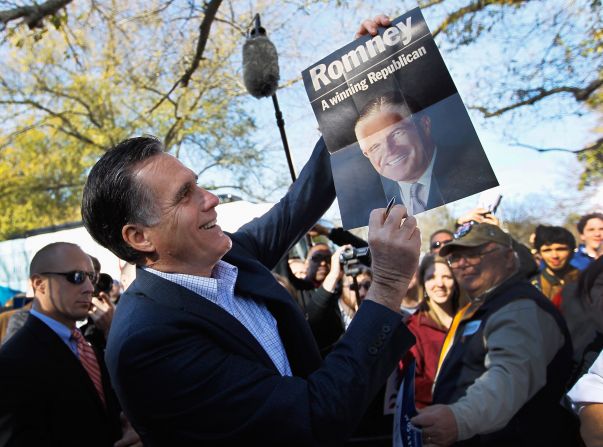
[0,202,600,446]
[0,14,601,447]
[277,209,603,446]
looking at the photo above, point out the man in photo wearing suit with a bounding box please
[81,129,420,445]
[0,242,140,446]
[354,92,498,215]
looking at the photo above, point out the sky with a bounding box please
[231,1,601,228]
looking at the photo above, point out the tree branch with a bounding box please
[432,0,527,39]
[470,78,603,117]
[0,99,101,147]
[0,181,83,199]
[418,0,446,9]
[0,0,72,29]
[148,0,222,114]
[513,137,602,154]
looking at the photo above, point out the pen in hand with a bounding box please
[384,196,396,220]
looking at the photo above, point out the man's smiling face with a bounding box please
[132,153,232,276]
[355,106,434,183]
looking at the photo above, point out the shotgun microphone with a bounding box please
[242,18,279,98]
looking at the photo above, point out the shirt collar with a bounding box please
[143,260,238,303]
[30,308,74,344]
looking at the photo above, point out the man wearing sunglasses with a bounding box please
[429,229,453,255]
[0,242,141,446]
[304,243,333,287]
[411,223,576,446]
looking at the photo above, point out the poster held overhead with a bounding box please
[302,8,498,229]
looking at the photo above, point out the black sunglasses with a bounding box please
[431,240,452,250]
[40,271,97,285]
[310,252,331,263]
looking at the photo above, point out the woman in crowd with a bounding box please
[401,254,464,408]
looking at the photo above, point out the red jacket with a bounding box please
[400,311,448,408]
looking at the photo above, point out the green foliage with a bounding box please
[0,1,266,239]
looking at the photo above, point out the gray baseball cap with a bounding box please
[439,223,513,257]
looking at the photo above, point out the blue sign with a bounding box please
[393,358,423,447]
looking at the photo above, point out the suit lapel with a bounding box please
[228,255,322,377]
[426,170,445,209]
[381,178,403,206]
[134,268,278,372]
[24,316,110,415]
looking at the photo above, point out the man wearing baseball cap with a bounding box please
[411,222,576,446]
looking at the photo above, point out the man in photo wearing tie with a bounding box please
[354,92,497,215]
[0,242,140,446]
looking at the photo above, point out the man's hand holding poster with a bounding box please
[302,8,498,229]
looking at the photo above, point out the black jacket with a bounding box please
[0,315,122,446]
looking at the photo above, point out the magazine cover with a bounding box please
[302,8,498,229]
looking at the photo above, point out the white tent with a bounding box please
[0,200,275,293]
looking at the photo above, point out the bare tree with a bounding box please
[0,0,72,30]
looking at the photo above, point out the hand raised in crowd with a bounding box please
[321,244,350,293]
[355,14,391,38]
[411,404,458,447]
[89,291,115,338]
[365,205,421,312]
[456,207,500,227]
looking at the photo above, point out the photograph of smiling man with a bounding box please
[302,7,498,229]
[335,93,498,228]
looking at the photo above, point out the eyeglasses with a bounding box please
[431,239,452,251]
[347,281,371,291]
[447,247,500,268]
[40,271,97,285]
[310,252,331,263]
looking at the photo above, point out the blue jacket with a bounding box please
[570,244,594,271]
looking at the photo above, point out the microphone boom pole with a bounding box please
[271,93,296,183]
[243,14,296,183]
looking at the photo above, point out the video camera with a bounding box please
[339,246,371,277]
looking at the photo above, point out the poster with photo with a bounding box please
[302,7,498,229]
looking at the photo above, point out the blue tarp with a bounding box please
[0,286,23,306]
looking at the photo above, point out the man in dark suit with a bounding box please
[0,242,140,446]
[354,92,498,214]
[81,131,420,445]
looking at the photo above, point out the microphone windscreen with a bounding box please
[243,35,280,98]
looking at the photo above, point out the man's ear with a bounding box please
[419,115,432,137]
[31,275,46,295]
[505,247,518,270]
[122,224,156,254]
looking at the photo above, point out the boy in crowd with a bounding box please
[531,225,580,303]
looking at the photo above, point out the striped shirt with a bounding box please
[145,261,292,376]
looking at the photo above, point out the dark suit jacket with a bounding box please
[0,315,122,446]
[105,139,415,446]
